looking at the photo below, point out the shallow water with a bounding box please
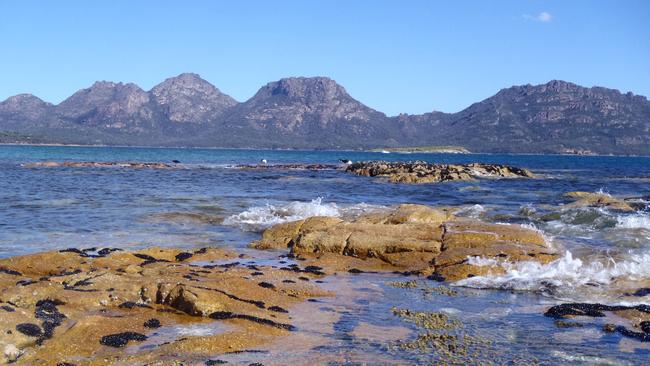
[1,145,650,363]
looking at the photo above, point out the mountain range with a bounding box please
[1,73,649,155]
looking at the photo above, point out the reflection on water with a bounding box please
[126,321,232,354]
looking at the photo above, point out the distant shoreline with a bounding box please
[1,142,648,158]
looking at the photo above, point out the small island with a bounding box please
[369,146,470,154]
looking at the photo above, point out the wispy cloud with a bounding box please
[524,11,553,23]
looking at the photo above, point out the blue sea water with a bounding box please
[1,145,649,363]
[2,145,648,256]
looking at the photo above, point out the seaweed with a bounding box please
[100,332,148,347]
[209,311,296,331]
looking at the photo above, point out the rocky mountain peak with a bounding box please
[151,73,213,91]
[55,81,152,128]
[0,94,51,112]
[541,79,579,92]
[2,76,649,154]
[0,94,53,122]
[82,81,146,97]
[236,76,385,127]
[150,73,237,123]
[257,77,348,104]
[58,81,149,110]
[217,76,395,148]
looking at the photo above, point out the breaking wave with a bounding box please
[526,205,650,248]
[454,251,650,303]
[455,204,486,219]
[616,213,650,230]
[223,198,385,232]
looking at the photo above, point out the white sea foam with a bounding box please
[537,206,650,243]
[455,251,650,302]
[550,351,631,366]
[223,198,385,232]
[455,204,486,218]
[616,213,650,230]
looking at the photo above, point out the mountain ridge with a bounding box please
[1,75,649,154]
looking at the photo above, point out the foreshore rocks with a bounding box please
[23,161,535,186]
[0,247,328,364]
[252,204,558,280]
[563,191,637,212]
[545,303,650,342]
[234,163,339,170]
[345,161,534,183]
[24,161,178,169]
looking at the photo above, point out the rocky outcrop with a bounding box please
[563,191,636,212]
[0,247,327,364]
[234,163,340,171]
[24,161,178,169]
[252,204,557,280]
[345,161,534,184]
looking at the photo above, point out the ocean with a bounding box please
[1,145,649,363]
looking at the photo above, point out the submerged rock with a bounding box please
[345,161,534,184]
[234,163,339,171]
[252,204,557,280]
[143,318,161,328]
[563,191,635,212]
[545,303,650,342]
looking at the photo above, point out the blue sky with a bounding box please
[1,0,648,115]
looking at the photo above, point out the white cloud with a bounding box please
[524,11,553,23]
[537,12,553,22]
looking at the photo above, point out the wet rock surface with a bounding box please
[234,163,339,171]
[252,204,557,280]
[345,161,534,184]
[563,191,638,212]
[545,303,650,342]
[388,306,498,364]
[99,332,148,348]
[0,247,328,364]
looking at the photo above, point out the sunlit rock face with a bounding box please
[150,73,237,124]
[252,204,558,280]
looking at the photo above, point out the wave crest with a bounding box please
[223,198,384,232]
[617,213,650,230]
[455,251,650,303]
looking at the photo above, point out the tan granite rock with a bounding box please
[0,247,328,365]
[564,191,635,212]
[253,204,558,280]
